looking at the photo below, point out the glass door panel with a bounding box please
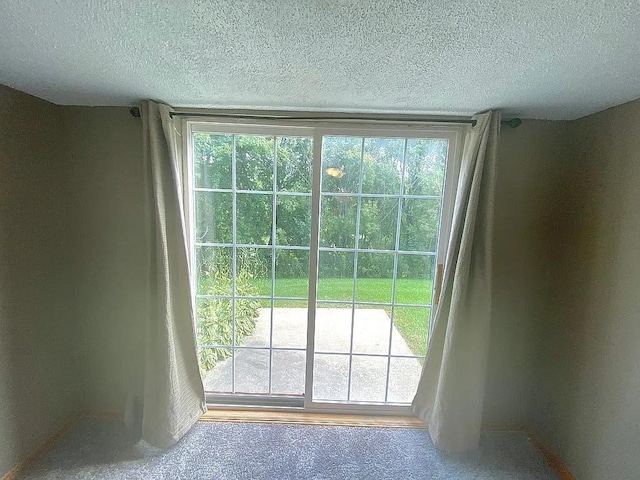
[312,135,448,405]
[191,124,452,410]
[193,132,312,397]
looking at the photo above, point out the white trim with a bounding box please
[304,402,413,415]
[438,127,465,266]
[384,138,410,402]
[268,137,278,395]
[304,130,323,408]
[190,121,314,137]
[189,119,460,154]
[182,119,198,331]
[345,137,366,401]
[428,126,466,340]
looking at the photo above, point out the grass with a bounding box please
[250,277,432,357]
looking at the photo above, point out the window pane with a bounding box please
[319,195,357,248]
[235,135,274,191]
[276,195,311,246]
[321,136,362,193]
[199,347,233,392]
[351,306,392,355]
[361,137,404,195]
[195,191,232,244]
[317,251,354,301]
[235,247,271,298]
[404,139,448,196]
[193,133,232,189]
[391,306,430,357]
[234,348,270,394]
[399,198,441,252]
[235,302,268,347]
[196,298,230,347]
[272,300,307,348]
[196,246,232,295]
[356,252,394,303]
[315,303,352,353]
[387,357,423,403]
[395,254,435,305]
[358,197,398,250]
[275,250,309,299]
[277,137,312,193]
[272,350,306,395]
[349,355,388,402]
[236,193,273,245]
[313,354,349,401]
[196,305,217,347]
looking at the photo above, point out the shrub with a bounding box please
[196,248,262,374]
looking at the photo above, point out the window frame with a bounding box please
[182,116,465,414]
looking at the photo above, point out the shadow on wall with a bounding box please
[531,101,640,480]
[525,106,640,476]
[0,91,148,475]
[527,121,601,440]
[483,120,574,429]
[0,85,82,475]
[62,106,147,414]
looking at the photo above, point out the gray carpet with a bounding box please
[20,417,558,479]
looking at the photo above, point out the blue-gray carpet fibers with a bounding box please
[20,417,557,479]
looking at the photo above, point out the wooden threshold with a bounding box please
[200,408,426,428]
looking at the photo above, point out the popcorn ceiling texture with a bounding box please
[0,0,638,119]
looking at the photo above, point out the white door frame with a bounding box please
[182,117,465,415]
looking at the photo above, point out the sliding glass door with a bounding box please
[313,135,445,405]
[187,121,459,412]
[191,127,313,401]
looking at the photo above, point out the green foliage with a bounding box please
[193,134,448,279]
[196,248,263,373]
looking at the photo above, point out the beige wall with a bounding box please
[0,85,82,475]
[530,99,640,480]
[483,119,572,428]
[487,103,640,479]
[0,94,147,476]
[63,106,146,412]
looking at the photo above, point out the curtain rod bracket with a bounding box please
[502,118,522,128]
[130,106,141,117]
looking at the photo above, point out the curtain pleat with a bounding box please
[412,110,501,452]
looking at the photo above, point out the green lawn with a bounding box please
[250,277,432,357]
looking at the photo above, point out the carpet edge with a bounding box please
[1,411,85,480]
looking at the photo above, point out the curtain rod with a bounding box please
[129,107,522,128]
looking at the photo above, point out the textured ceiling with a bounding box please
[0,1,639,120]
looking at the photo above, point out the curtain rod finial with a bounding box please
[130,106,141,118]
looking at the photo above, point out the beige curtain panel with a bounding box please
[125,100,206,448]
[412,110,501,452]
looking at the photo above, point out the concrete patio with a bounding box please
[203,308,423,403]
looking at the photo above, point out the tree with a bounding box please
[193,133,448,279]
